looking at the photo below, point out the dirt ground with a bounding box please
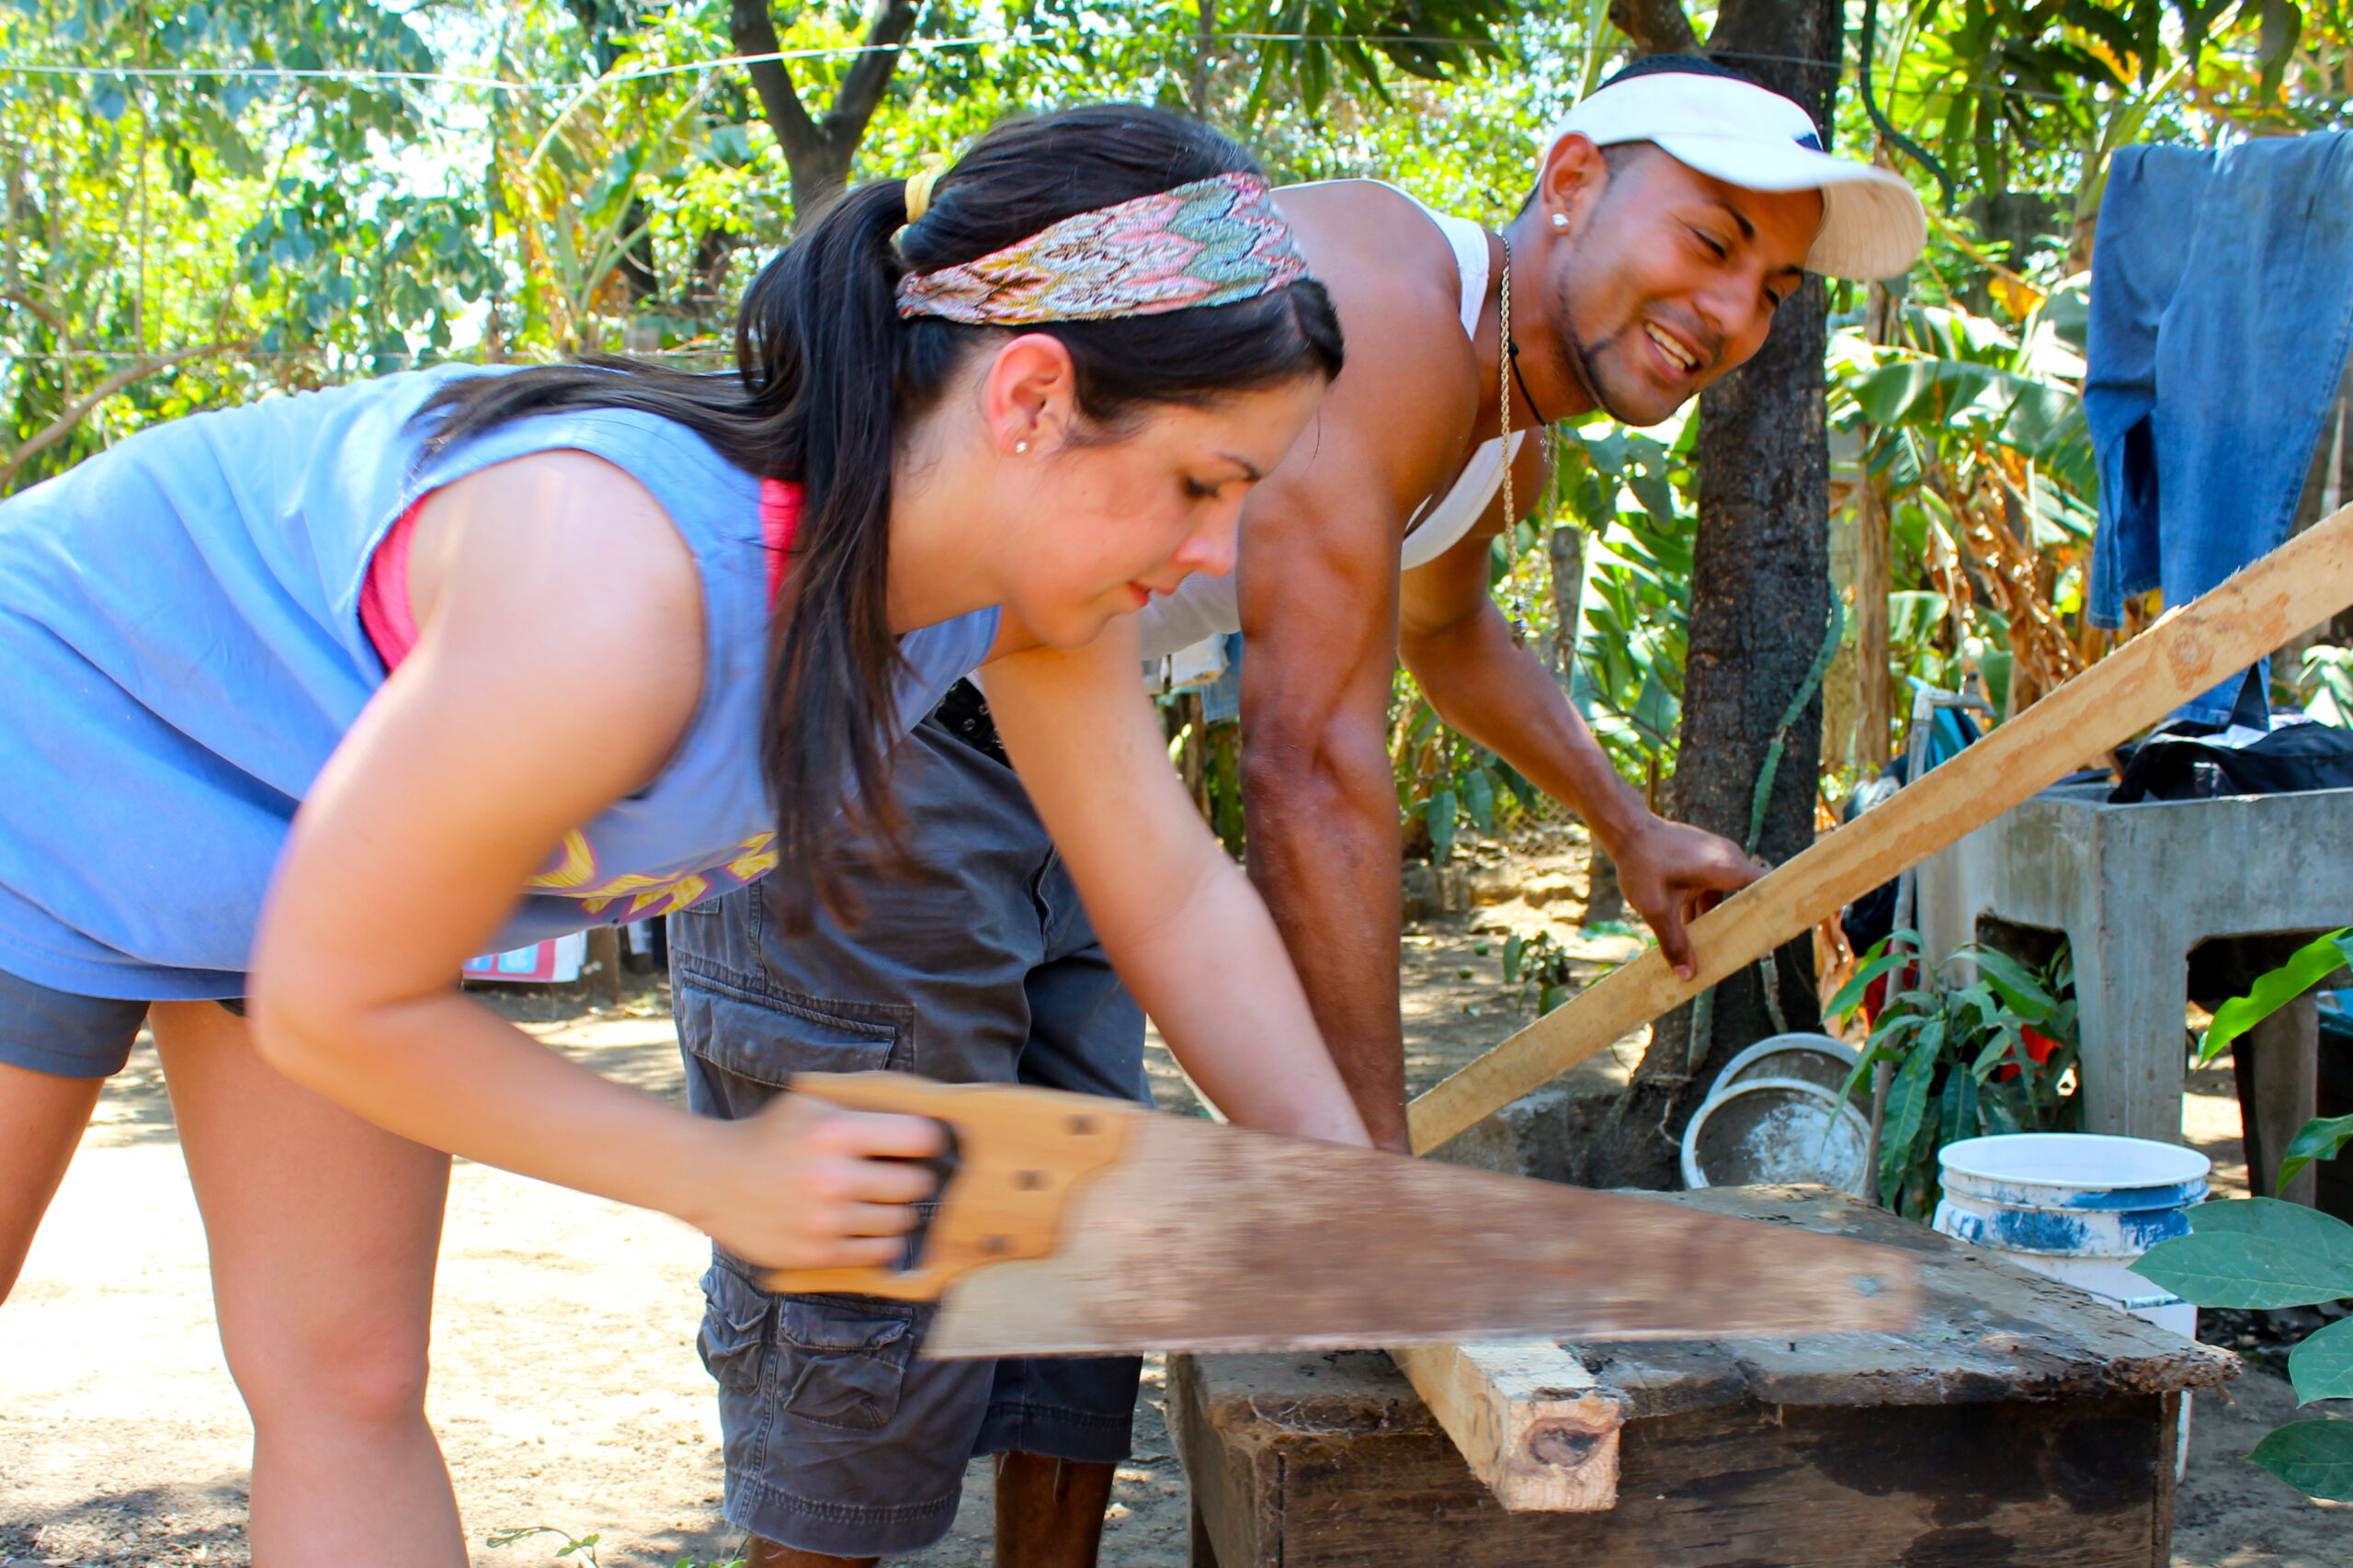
[4,835,2347,1565]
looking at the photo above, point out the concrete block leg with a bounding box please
[2071,919,2192,1143]
[2235,994,2321,1205]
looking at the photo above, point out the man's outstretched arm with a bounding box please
[1398,478,1760,977]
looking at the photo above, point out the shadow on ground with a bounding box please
[1,1475,250,1566]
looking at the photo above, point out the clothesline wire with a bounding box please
[0,36,2279,109]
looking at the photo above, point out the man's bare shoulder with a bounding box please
[1277,180,1465,344]
[1273,180,1482,499]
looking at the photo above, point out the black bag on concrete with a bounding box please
[2109,719,2353,802]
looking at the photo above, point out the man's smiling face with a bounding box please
[1542,142,1822,428]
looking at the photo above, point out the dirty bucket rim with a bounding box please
[1712,1032,1860,1092]
[1937,1131,2211,1189]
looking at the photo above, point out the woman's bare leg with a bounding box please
[151,1000,463,1568]
[0,1059,103,1300]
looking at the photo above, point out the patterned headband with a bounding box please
[895,171,1311,326]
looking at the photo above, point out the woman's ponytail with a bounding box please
[740,180,921,926]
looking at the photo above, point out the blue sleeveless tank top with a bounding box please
[0,363,999,999]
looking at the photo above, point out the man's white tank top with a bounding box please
[1133,184,1528,659]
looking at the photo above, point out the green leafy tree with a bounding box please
[0,0,494,486]
[721,0,1529,224]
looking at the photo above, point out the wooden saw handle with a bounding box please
[767,1072,1134,1300]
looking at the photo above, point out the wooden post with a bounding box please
[2236,995,2321,1207]
[585,926,623,1005]
[1856,279,1897,770]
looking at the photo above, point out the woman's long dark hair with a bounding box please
[417,105,1343,927]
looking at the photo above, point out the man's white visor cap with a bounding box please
[1546,71,1926,280]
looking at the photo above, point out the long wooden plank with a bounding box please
[1409,502,2353,1153]
[1391,1342,1627,1511]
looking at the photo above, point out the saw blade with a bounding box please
[923,1108,1918,1358]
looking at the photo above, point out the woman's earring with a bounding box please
[1015,440,1030,454]
[1550,212,1569,231]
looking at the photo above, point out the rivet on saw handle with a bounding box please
[767,1072,1135,1301]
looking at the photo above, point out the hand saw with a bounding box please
[770,1072,1919,1358]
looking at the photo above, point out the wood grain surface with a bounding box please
[1177,1358,2186,1568]
[1389,1186,2234,1516]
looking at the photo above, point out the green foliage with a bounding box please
[2135,935,2353,1502]
[2290,1313,2353,1403]
[2136,916,2353,1515]
[2133,1198,2353,1310]
[1499,928,1575,1014]
[1830,934,2079,1218]
[1226,0,1518,113]
[2245,1418,2353,1503]
[1556,419,1696,788]
[2281,1114,2353,1191]
[2132,1192,2353,1501]
[2297,644,2353,725]
[1824,281,2098,765]
[2196,927,2353,1067]
[1390,671,1544,862]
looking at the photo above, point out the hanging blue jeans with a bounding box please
[2086,134,2353,722]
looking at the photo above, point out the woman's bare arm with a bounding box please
[981,620,1371,1146]
[250,450,938,1268]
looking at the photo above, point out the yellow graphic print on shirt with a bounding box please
[525,829,779,921]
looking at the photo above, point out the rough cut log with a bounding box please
[1407,502,2353,1153]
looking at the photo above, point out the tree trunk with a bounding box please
[731,0,923,225]
[1587,0,1841,1190]
[1547,521,1586,682]
[1607,0,1699,54]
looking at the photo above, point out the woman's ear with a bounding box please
[982,334,1081,457]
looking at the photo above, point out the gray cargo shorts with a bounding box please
[670,688,1149,1558]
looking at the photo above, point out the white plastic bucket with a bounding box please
[1933,1133,2209,1339]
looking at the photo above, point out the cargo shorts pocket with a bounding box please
[774,1295,921,1433]
[698,1264,776,1394]
[675,975,913,1122]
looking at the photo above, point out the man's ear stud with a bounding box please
[1551,212,1569,230]
[1015,441,1030,454]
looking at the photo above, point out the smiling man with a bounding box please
[1211,54,1927,1156]
[669,56,1926,1568]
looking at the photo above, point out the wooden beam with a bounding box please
[1392,1341,1627,1511]
[1408,502,2353,1153]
